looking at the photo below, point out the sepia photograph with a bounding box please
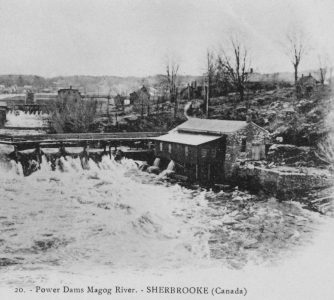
[0,0,334,299]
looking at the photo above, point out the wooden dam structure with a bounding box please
[0,132,164,151]
[0,131,165,176]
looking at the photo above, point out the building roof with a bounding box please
[298,74,317,85]
[152,131,222,146]
[176,118,248,135]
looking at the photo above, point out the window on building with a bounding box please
[168,143,172,153]
[185,146,189,157]
[211,149,216,158]
[241,138,247,152]
[159,142,163,151]
[201,148,208,158]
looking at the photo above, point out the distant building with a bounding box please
[0,101,7,128]
[57,86,82,103]
[114,94,126,109]
[297,74,317,97]
[26,90,34,104]
[153,118,270,183]
[23,85,33,91]
[130,86,151,116]
[179,81,205,100]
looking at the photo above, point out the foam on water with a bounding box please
[0,155,212,282]
[0,154,327,286]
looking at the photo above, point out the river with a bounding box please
[0,152,328,290]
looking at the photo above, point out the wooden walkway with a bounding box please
[0,132,165,151]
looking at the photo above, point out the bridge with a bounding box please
[0,132,165,151]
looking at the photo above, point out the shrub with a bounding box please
[48,97,97,133]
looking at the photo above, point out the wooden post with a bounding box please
[107,95,110,121]
[59,143,66,157]
[196,164,198,180]
[83,144,89,163]
[208,164,211,182]
[206,51,211,119]
[35,144,42,164]
[14,145,18,163]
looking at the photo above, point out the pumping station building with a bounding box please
[152,118,270,183]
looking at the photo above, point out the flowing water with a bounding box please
[0,153,328,287]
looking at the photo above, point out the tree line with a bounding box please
[165,26,333,119]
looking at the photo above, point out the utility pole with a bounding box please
[206,51,211,119]
[107,95,110,121]
[174,86,178,118]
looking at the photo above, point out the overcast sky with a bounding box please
[0,0,333,77]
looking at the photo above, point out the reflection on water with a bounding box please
[0,155,323,285]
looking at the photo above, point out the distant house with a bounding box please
[23,85,33,91]
[114,94,125,109]
[129,91,138,105]
[57,86,82,103]
[0,101,7,128]
[179,81,205,100]
[153,118,270,183]
[297,74,317,97]
[130,86,151,116]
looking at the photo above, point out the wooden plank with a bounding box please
[0,131,165,142]
[4,126,48,130]
[309,196,333,204]
[0,132,166,151]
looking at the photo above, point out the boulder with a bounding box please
[147,166,160,174]
[139,162,149,171]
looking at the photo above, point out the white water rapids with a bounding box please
[0,152,327,290]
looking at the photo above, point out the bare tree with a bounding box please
[205,49,216,118]
[319,53,333,85]
[318,54,329,85]
[329,66,333,86]
[283,27,310,86]
[164,57,180,118]
[217,36,250,103]
[48,95,97,133]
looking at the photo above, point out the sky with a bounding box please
[0,0,333,77]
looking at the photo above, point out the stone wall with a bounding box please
[234,165,333,200]
[224,123,270,178]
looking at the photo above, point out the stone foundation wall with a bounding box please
[234,165,333,200]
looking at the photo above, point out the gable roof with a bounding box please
[176,118,248,135]
[152,131,223,146]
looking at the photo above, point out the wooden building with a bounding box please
[153,118,270,183]
[0,101,7,128]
